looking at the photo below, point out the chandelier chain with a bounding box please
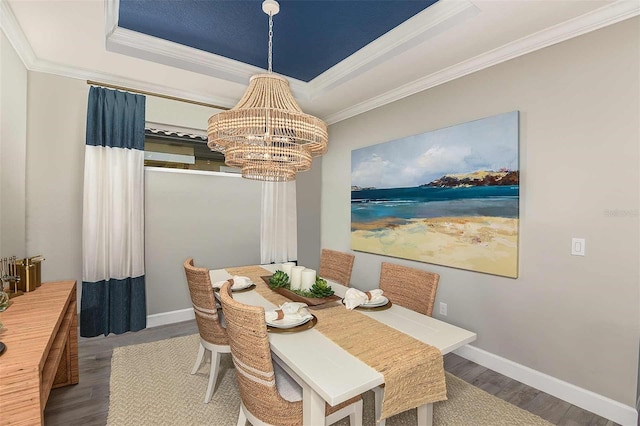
[268,13,273,73]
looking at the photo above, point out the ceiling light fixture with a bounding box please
[207,0,328,182]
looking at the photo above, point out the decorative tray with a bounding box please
[267,315,317,333]
[341,299,393,311]
[260,276,341,306]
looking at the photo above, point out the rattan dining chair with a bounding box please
[183,258,231,404]
[378,262,440,316]
[374,262,441,425]
[319,248,355,287]
[218,281,363,426]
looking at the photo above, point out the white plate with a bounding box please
[213,280,254,291]
[360,296,389,308]
[231,280,254,291]
[265,314,312,329]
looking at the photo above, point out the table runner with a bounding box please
[227,265,447,420]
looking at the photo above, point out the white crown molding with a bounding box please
[0,0,237,109]
[104,0,118,37]
[0,0,36,67]
[106,26,309,100]
[455,345,638,426]
[107,27,271,87]
[104,0,478,101]
[306,0,479,98]
[3,0,639,124]
[105,0,308,98]
[33,56,237,109]
[324,0,640,125]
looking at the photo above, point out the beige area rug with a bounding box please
[107,334,553,426]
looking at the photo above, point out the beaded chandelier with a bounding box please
[207,0,328,182]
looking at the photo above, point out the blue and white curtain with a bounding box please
[80,87,146,337]
[260,181,297,264]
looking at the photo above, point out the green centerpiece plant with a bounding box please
[268,271,334,298]
[268,270,289,289]
[309,277,334,297]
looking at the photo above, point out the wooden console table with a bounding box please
[0,281,79,426]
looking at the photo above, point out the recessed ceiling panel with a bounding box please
[118,0,437,82]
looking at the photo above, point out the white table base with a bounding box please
[303,387,326,425]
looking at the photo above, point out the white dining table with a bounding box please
[210,264,477,426]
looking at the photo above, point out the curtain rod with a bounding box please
[86,80,230,111]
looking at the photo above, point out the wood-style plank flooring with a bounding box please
[44,320,619,426]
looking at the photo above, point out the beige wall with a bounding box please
[0,31,27,258]
[26,72,87,287]
[145,169,261,315]
[323,18,640,407]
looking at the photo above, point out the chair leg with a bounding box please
[373,386,386,426]
[191,343,206,375]
[204,350,222,403]
[236,405,248,426]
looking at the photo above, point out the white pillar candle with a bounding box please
[281,262,295,277]
[290,266,306,290]
[301,269,316,292]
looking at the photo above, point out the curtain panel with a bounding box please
[80,87,146,337]
[260,181,297,264]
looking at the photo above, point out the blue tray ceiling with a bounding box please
[118,0,437,82]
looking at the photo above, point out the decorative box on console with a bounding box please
[16,255,45,292]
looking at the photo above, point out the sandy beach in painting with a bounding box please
[351,216,518,277]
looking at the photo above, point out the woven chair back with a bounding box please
[379,262,439,316]
[319,249,355,287]
[218,282,303,426]
[183,258,228,346]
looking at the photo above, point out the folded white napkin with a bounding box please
[343,288,385,310]
[212,275,252,290]
[265,302,312,323]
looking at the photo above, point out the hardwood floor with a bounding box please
[44,320,618,426]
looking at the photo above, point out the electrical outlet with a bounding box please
[439,302,447,316]
[571,238,586,256]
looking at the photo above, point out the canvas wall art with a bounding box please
[351,111,519,278]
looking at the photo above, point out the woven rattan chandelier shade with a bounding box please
[207,1,328,182]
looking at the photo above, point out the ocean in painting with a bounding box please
[351,186,518,230]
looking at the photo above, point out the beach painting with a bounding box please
[351,111,519,278]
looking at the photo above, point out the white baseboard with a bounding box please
[454,344,638,426]
[146,308,194,328]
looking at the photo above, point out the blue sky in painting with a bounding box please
[351,111,519,189]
